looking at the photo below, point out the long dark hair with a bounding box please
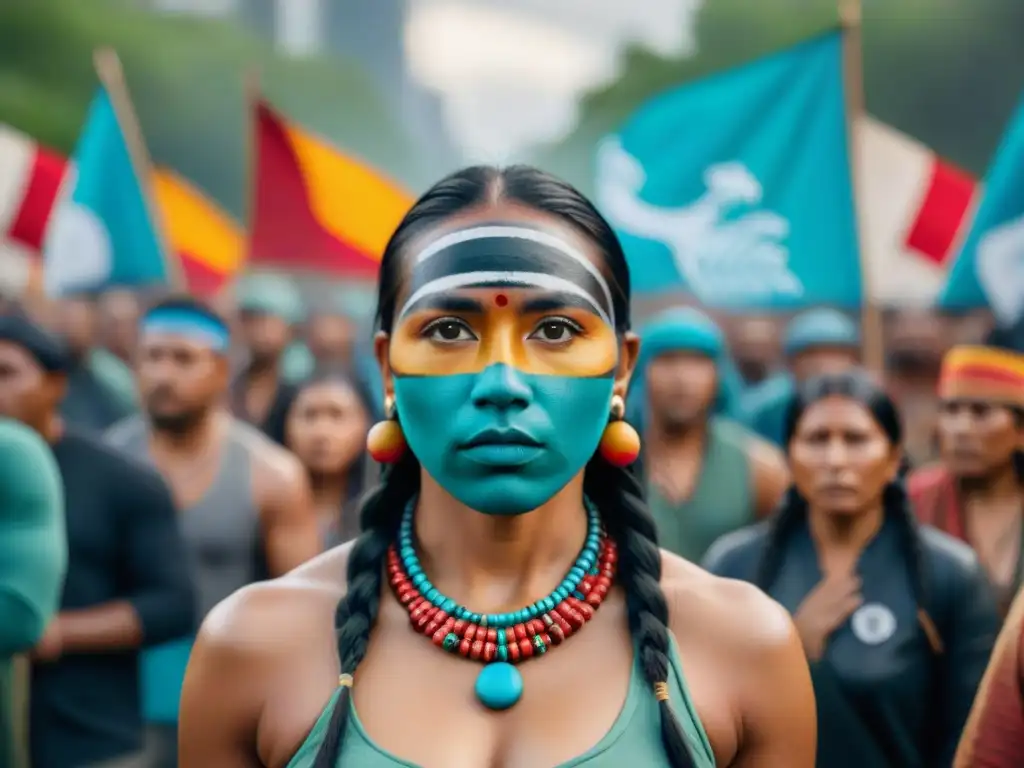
[311,165,696,767]
[755,370,943,653]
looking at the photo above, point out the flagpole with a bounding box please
[92,47,186,292]
[839,0,885,375]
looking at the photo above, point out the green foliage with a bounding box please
[0,0,422,219]
[533,0,1024,195]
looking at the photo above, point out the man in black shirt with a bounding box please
[0,313,195,768]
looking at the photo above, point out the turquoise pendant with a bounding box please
[474,662,523,711]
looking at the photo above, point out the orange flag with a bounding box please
[249,98,413,277]
[152,170,244,297]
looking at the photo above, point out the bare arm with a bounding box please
[747,437,789,519]
[730,587,816,766]
[257,450,320,576]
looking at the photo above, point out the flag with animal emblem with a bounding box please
[938,94,1024,324]
[594,31,860,309]
[43,86,170,297]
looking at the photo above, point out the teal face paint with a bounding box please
[394,363,613,516]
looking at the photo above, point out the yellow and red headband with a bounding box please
[938,345,1024,407]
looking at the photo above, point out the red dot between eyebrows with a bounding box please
[494,293,509,307]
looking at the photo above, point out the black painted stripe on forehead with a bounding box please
[407,237,613,318]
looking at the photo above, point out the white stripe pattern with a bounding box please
[412,225,615,323]
[399,270,613,328]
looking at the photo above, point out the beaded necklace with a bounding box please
[387,499,618,711]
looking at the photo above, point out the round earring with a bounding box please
[598,394,641,467]
[367,395,406,464]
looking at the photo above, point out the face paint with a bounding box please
[390,225,618,516]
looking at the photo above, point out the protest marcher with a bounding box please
[285,372,373,548]
[0,313,194,768]
[910,344,1024,618]
[629,307,788,562]
[0,417,66,768]
[231,275,307,445]
[705,369,998,767]
[106,296,320,767]
[955,585,1024,766]
[179,165,816,767]
[742,308,860,447]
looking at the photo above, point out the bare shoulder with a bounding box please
[195,541,354,664]
[745,432,789,479]
[235,420,306,486]
[661,550,796,660]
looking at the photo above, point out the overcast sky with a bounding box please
[404,0,706,162]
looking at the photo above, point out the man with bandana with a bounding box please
[631,307,789,562]
[105,296,320,767]
[0,313,194,768]
[909,343,1024,618]
[0,417,65,768]
[742,308,861,447]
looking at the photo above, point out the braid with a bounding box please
[584,457,696,768]
[754,487,807,591]
[883,478,944,654]
[312,452,421,768]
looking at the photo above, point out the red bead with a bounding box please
[527,619,544,636]
[514,624,528,641]
[504,627,516,644]
[398,588,419,606]
[551,611,572,636]
[415,611,435,631]
[408,596,425,613]
[600,568,615,581]
[459,638,471,656]
[485,628,497,643]
[539,632,551,646]
[470,640,484,660]
[463,625,478,641]
[431,626,450,646]
[452,620,467,636]
[548,624,565,645]
[577,581,593,595]
[558,605,585,630]
[585,591,603,608]
[508,641,521,662]
[603,547,618,565]
[483,642,496,662]
[568,598,594,622]
[518,638,534,659]
[592,583,610,600]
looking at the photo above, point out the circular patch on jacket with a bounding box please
[851,603,897,645]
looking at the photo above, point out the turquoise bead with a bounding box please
[497,645,508,661]
[475,663,523,711]
[442,633,459,652]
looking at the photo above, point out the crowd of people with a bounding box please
[1,163,1023,767]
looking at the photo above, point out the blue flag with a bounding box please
[44,86,168,296]
[938,94,1024,324]
[595,32,860,309]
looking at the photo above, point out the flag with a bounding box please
[43,86,171,296]
[857,116,979,306]
[594,32,860,310]
[939,95,1024,323]
[250,99,413,278]
[152,170,244,297]
[0,125,67,251]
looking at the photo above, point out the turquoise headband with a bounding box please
[141,308,230,352]
[783,308,859,357]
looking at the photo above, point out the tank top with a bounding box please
[285,637,715,767]
[647,418,754,563]
[104,415,262,722]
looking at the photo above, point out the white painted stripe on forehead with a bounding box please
[412,225,615,318]
[398,271,614,328]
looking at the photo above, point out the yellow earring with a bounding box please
[598,394,641,467]
[367,396,406,464]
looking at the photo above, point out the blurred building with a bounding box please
[149,0,456,178]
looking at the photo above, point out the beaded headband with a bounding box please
[938,345,1024,408]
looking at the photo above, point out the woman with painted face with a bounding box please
[285,373,373,548]
[178,166,815,767]
[704,370,999,767]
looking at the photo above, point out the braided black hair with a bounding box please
[755,369,943,654]
[311,164,696,767]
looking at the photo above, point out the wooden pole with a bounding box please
[839,0,885,375]
[92,47,186,292]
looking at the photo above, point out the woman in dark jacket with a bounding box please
[704,369,999,767]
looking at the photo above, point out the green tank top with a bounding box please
[285,636,715,767]
[647,418,754,564]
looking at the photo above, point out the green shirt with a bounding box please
[0,420,67,768]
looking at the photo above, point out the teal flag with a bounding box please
[44,87,168,296]
[595,32,860,310]
[938,94,1024,324]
